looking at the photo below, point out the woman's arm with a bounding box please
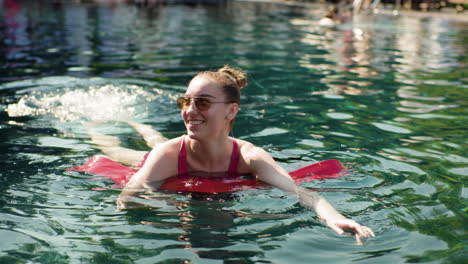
[117,139,180,210]
[245,145,375,243]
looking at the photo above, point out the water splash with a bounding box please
[6,79,165,123]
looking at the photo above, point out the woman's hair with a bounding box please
[192,65,247,104]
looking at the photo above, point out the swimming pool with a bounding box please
[1,0,467,263]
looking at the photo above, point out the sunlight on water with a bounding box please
[0,0,467,263]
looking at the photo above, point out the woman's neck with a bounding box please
[186,135,232,172]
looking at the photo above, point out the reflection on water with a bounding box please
[0,0,467,263]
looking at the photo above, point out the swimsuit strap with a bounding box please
[178,136,189,178]
[138,152,150,169]
[228,139,239,176]
[178,136,239,178]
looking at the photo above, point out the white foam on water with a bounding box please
[7,83,161,123]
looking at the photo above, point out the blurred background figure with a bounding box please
[319,0,354,26]
[319,5,340,26]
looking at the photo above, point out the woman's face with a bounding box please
[181,76,234,140]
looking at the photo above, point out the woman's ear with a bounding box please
[226,103,239,120]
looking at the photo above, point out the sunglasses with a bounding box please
[176,96,233,111]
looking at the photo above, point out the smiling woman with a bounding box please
[180,66,242,141]
[111,65,375,243]
[1,0,467,262]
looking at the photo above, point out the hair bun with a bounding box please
[218,65,246,89]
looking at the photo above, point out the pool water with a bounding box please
[1,0,467,263]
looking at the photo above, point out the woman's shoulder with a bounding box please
[234,138,269,160]
[149,136,184,156]
[233,138,254,149]
[163,135,184,146]
[132,136,183,184]
[139,136,184,178]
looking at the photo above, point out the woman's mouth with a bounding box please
[187,120,203,125]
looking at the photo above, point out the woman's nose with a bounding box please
[185,99,198,112]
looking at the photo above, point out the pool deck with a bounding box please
[238,0,468,22]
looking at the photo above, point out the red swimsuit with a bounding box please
[70,136,344,193]
[178,136,240,178]
[158,136,261,193]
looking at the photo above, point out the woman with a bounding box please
[116,65,375,243]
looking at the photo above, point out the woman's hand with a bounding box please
[116,197,128,210]
[326,218,375,245]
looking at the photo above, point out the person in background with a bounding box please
[319,5,340,26]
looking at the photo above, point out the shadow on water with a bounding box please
[95,190,324,263]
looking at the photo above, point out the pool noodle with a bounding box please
[70,155,345,193]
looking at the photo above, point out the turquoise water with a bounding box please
[1,1,467,263]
